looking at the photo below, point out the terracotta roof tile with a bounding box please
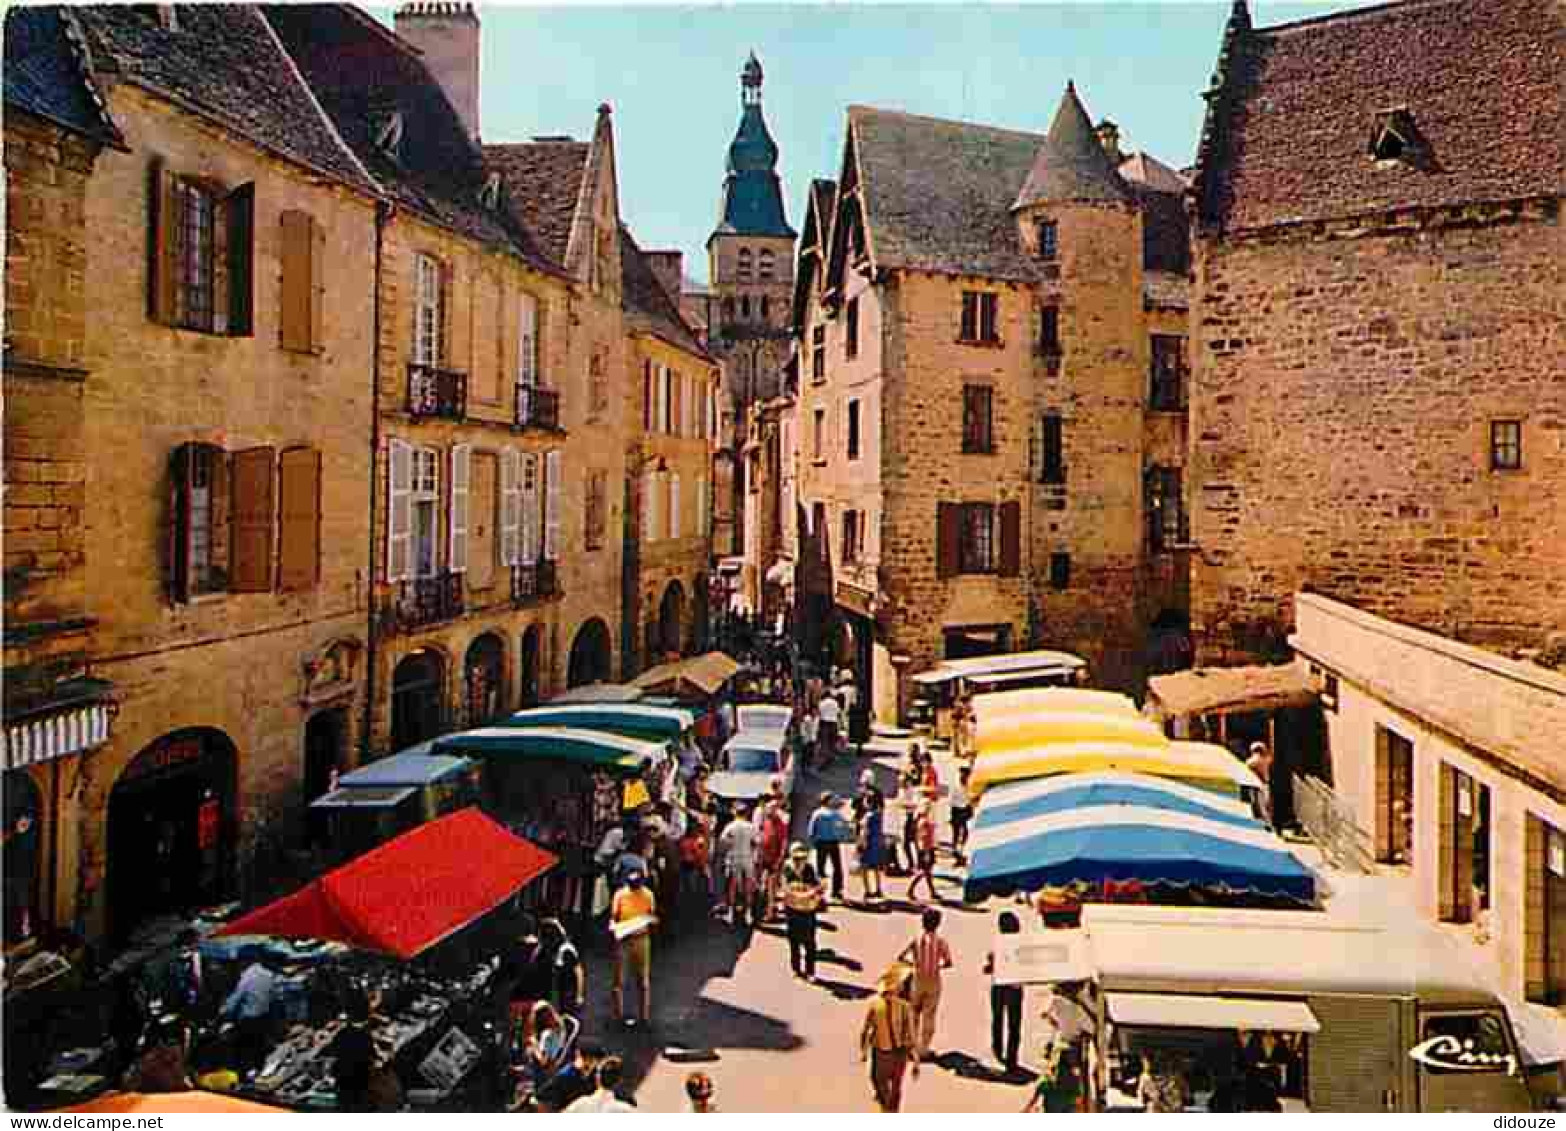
[1200,0,1564,232]
[482,140,588,268]
[75,5,375,194]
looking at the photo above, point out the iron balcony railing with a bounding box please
[514,384,561,430]
[384,571,464,633]
[511,560,559,606]
[407,362,467,420]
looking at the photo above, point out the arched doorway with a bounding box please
[3,771,43,946]
[568,618,613,688]
[519,624,543,708]
[107,728,236,943]
[659,581,686,658]
[464,633,506,726]
[692,573,711,653]
[303,708,346,805]
[1147,609,1194,677]
[391,649,446,752]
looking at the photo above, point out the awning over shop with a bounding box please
[1105,992,1321,1033]
[500,703,694,742]
[1147,664,1316,718]
[963,804,1316,902]
[630,650,740,696]
[432,726,664,771]
[3,676,116,769]
[912,650,1086,688]
[308,785,418,811]
[218,808,555,959]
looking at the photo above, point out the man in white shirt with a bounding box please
[717,805,759,927]
[563,1055,636,1112]
[816,694,842,767]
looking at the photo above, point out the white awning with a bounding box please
[991,929,1093,987]
[1106,992,1320,1033]
[4,702,113,769]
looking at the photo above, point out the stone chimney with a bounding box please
[644,251,685,306]
[394,3,481,143]
[1095,118,1125,164]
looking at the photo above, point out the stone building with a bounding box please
[796,84,1193,719]
[1187,0,1566,664]
[690,54,797,589]
[1291,593,1566,1054]
[3,4,384,944]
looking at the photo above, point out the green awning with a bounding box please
[431,726,664,771]
[498,704,695,742]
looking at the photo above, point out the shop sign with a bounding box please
[122,736,205,782]
[197,797,222,850]
[1407,1035,1517,1076]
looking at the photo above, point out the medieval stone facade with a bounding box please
[1187,0,1566,663]
[796,85,1192,718]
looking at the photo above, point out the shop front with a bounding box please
[106,728,236,944]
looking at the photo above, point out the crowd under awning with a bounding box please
[1147,664,1316,719]
[218,808,555,959]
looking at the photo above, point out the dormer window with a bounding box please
[374,110,405,161]
[1370,108,1423,165]
[481,171,504,211]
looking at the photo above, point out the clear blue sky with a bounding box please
[374,3,1372,282]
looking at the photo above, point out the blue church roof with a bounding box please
[712,55,794,241]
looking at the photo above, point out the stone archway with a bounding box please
[464,632,507,726]
[568,618,613,688]
[391,648,447,752]
[519,624,543,708]
[692,573,711,653]
[303,708,347,806]
[659,580,687,658]
[107,728,237,943]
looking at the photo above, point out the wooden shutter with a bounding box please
[226,184,255,337]
[148,159,179,324]
[521,452,541,564]
[647,471,662,542]
[670,473,681,539]
[167,444,192,601]
[500,449,521,566]
[448,443,471,573]
[642,361,653,432]
[438,259,454,369]
[998,500,1021,577]
[544,449,562,562]
[278,447,321,590]
[229,446,275,592]
[280,210,315,353]
[208,450,231,585]
[936,502,960,579]
[387,438,412,581]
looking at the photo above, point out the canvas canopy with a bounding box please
[630,650,739,696]
[972,687,1141,722]
[218,809,555,959]
[431,726,665,771]
[974,710,1165,753]
[62,1092,292,1114]
[977,772,1255,832]
[336,751,475,788]
[1105,992,1321,1033]
[969,740,1250,796]
[499,703,695,742]
[1147,664,1315,719]
[548,683,644,704]
[912,649,1085,688]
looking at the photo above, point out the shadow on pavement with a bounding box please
[813,976,873,1002]
[934,1050,1037,1087]
[814,947,862,972]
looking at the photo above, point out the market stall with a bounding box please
[969,739,1260,797]
[497,703,696,746]
[629,650,739,702]
[971,687,1142,725]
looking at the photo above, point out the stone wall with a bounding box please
[1190,206,1566,662]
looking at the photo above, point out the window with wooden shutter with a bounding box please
[280,210,320,353]
[149,159,179,325]
[642,361,654,432]
[646,470,663,543]
[167,442,230,601]
[998,500,1021,577]
[521,452,541,564]
[518,293,538,387]
[670,473,681,540]
[500,449,521,566]
[387,438,413,581]
[226,184,255,337]
[413,254,443,366]
[544,450,562,562]
[278,446,321,591]
[936,501,960,579]
[229,446,276,592]
[448,444,471,573]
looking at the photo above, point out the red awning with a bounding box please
[218,808,555,959]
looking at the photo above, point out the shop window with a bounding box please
[1529,816,1566,1004]
[1374,726,1414,864]
[1438,763,1490,925]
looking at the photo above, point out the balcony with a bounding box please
[511,560,559,606]
[382,571,464,633]
[515,384,561,431]
[407,363,467,420]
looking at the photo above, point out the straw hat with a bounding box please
[877,962,914,994]
[788,840,809,860]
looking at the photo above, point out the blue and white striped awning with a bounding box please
[964,775,1315,903]
[5,702,113,770]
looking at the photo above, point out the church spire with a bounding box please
[711,52,795,242]
[741,50,764,107]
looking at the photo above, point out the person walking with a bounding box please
[781,842,824,981]
[808,792,850,901]
[219,958,278,1076]
[907,799,940,903]
[899,907,954,1071]
[609,869,657,1029]
[1246,741,1275,828]
[816,691,842,768]
[982,911,1024,1073]
[950,764,974,864]
[717,804,758,927]
[757,797,789,922]
[855,788,888,904]
[541,918,584,1020]
[860,964,917,1112]
[798,707,819,775]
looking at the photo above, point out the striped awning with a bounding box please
[5,701,113,769]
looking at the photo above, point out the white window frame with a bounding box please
[520,452,541,564]
[517,292,539,388]
[500,449,522,566]
[448,444,471,573]
[414,254,443,367]
[544,449,561,563]
[670,472,681,540]
[410,445,441,578]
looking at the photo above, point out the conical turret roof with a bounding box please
[1012,81,1131,210]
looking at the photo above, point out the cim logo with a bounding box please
[1408,1034,1519,1076]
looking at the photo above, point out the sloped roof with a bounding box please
[263,4,554,271]
[72,6,374,193]
[714,94,794,239]
[1120,151,1189,195]
[484,139,589,267]
[620,224,712,361]
[3,7,122,146]
[1013,83,1133,210]
[1197,0,1564,232]
[1148,664,1316,717]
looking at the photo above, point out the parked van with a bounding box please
[997,904,1539,1112]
